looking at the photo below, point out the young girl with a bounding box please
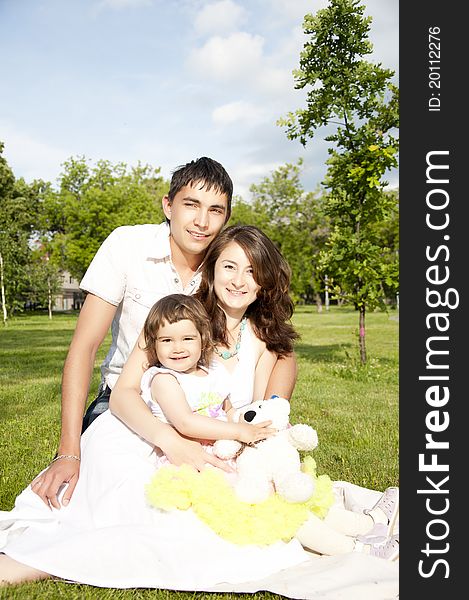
[138,293,275,452]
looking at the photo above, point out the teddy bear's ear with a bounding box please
[238,401,262,421]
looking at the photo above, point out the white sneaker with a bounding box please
[354,534,399,561]
[356,524,388,545]
[370,535,399,561]
[364,486,399,536]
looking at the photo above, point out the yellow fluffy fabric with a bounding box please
[145,455,334,546]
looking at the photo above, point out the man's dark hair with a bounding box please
[168,157,233,221]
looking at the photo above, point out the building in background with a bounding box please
[53,271,84,311]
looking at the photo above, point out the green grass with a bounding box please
[0,306,398,599]
[291,305,398,490]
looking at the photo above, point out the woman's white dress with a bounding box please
[0,323,310,588]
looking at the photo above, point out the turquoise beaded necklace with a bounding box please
[214,317,247,360]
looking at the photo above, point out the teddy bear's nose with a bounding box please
[243,410,256,422]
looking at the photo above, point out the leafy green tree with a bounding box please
[0,141,16,323]
[41,157,169,280]
[1,147,171,317]
[278,0,399,363]
[247,160,330,305]
[21,243,63,318]
[0,143,43,320]
[230,195,269,231]
[368,188,399,304]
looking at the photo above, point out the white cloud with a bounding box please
[95,0,152,10]
[212,100,265,126]
[188,32,264,81]
[235,160,280,180]
[195,0,247,36]
[230,162,278,201]
[0,124,68,184]
[263,0,323,23]
[187,16,306,99]
[230,160,281,199]
[187,29,296,99]
[256,65,293,96]
[271,24,304,64]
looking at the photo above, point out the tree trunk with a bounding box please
[314,292,323,313]
[359,306,366,364]
[0,252,7,326]
[324,274,330,311]
[48,278,52,320]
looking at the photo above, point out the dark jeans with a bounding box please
[81,385,112,433]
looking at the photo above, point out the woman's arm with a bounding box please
[110,335,233,471]
[263,352,298,400]
[252,347,278,401]
[152,374,274,443]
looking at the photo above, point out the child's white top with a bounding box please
[140,362,230,423]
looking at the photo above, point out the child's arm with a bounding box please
[152,374,275,444]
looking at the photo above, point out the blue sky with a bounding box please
[0,0,398,200]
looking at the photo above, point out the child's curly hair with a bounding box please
[142,294,214,368]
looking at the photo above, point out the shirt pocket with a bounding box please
[125,287,160,333]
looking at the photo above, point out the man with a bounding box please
[32,157,296,508]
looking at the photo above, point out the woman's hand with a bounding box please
[236,420,276,444]
[30,458,80,510]
[161,434,233,472]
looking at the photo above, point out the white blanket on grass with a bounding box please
[208,481,399,600]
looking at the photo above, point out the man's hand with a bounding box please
[30,458,80,509]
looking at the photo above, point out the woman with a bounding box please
[195,224,299,408]
[0,225,307,589]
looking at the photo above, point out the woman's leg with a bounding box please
[0,554,50,586]
[296,507,377,555]
[296,512,356,555]
[323,506,375,536]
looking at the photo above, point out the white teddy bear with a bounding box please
[213,396,319,504]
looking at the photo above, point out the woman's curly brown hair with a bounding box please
[142,294,214,368]
[195,225,299,356]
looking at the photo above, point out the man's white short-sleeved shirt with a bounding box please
[80,222,202,390]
